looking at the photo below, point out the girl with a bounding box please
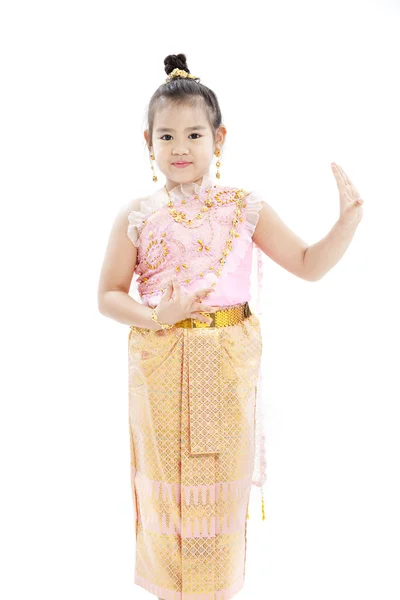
[97,53,364,600]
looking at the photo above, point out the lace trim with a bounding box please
[127,191,167,248]
[243,189,263,236]
[167,171,215,203]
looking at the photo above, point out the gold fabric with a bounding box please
[128,310,263,600]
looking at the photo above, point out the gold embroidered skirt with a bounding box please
[128,307,263,600]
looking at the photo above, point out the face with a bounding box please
[144,100,226,191]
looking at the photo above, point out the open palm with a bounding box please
[331,163,364,226]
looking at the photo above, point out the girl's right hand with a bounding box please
[155,276,215,326]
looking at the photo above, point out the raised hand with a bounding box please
[331,162,364,226]
[155,277,215,326]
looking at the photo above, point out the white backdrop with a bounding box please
[1,0,399,599]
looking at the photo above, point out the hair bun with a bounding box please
[164,53,190,76]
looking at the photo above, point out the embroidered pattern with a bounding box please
[134,186,250,299]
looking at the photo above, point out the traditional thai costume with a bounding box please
[127,171,267,600]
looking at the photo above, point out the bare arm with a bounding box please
[97,199,162,330]
[252,200,311,280]
[301,217,360,281]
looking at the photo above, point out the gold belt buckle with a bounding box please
[191,311,216,328]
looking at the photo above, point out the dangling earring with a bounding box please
[215,148,222,179]
[149,150,158,182]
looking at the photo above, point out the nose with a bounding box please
[171,142,190,156]
[172,148,190,156]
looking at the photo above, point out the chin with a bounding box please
[170,171,194,179]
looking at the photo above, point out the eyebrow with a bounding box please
[155,125,208,133]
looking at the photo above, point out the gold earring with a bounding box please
[149,151,158,182]
[215,148,221,179]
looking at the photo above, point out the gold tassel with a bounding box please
[247,486,267,521]
[261,485,266,521]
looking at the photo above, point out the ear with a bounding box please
[216,125,227,147]
[143,129,151,149]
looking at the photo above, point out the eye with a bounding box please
[160,133,202,141]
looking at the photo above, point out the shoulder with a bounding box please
[122,195,149,216]
[119,196,148,247]
[122,189,166,247]
[117,193,156,225]
[234,187,266,236]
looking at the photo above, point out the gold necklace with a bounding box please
[164,184,245,225]
[164,184,213,225]
[164,183,249,278]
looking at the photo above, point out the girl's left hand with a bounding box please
[331,162,364,226]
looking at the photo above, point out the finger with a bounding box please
[192,303,214,313]
[333,163,361,198]
[336,164,351,184]
[188,288,214,304]
[172,276,182,299]
[331,163,348,193]
[196,286,214,296]
[191,311,213,323]
[164,279,174,301]
[338,166,361,199]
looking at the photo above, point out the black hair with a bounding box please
[144,53,223,150]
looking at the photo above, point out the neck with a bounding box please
[165,173,209,193]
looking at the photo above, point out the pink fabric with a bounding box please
[135,470,251,536]
[127,171,263,308]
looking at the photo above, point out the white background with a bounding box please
[1,0,399,599]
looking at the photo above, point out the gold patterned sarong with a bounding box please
[128,310,262,600]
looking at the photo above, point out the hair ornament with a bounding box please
[164,68,200,83]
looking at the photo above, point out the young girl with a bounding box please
[97,53,364,600]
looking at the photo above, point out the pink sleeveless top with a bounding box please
[127,172,263,309]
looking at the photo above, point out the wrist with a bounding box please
[337,214,360,231]
[145,306,163,330]
[151,306,175,330]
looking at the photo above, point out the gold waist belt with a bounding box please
[175,301,251,328]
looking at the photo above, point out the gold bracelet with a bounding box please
[151,307,174,330]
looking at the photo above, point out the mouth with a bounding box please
[172,161,192,167]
